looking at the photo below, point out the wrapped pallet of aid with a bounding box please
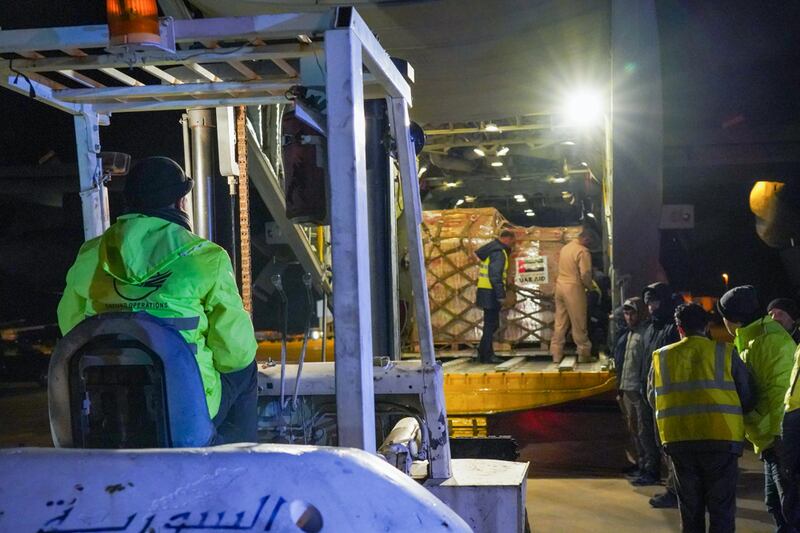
[418,207,583,351]
[505,225,583,350]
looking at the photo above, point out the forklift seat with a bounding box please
[48,312,214,448]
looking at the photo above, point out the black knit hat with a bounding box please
[718,285,761,324]
[124,157,193,209]
[767,298,800,321]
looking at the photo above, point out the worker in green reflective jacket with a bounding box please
[57,157,258,444]
[718,285,797,531]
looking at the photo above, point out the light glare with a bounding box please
[563,88,604,125]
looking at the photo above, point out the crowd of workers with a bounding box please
[614,282,800,532]
[475,226,800,531]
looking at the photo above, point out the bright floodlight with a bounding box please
[473,147,486,157]
[455,199,465,207]
[563,88,604,126]
[496,146,510,156]
[500,175,512,181]
[491,161,503,167]
[483,122,500,132]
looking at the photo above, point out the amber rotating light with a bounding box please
[106,0,161,47]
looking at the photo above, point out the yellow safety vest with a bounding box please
[786,345,800,413]
[477,249,508,290]
[653,336,744,445]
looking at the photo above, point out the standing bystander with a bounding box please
[651,303,753,533]
[719,285,796,531]
[641,282,682,508]
[769,298,800,344]
[618,297,661,486]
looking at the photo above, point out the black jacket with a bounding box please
[640,283,681,392]
[475,239,510,309]
[613,324,630,384]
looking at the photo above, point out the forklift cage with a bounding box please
[0,6,450,478]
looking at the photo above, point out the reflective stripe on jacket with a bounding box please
[653,336,744,445]
[735,316,795,453]
[57,214,257,418]
[477,249,508,290]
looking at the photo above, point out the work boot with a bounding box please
[630,472,660,486]
[621,463,640,476]
[623,464,643,479]
[649,490,678,509]
[624,469,643,480]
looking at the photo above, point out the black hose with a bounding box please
[271,274,288,408]
[292,273,315,407]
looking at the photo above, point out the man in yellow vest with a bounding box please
[475,229,515,364]
[651,303,753,533]
[782,342,800,528]
[550,229,594,363]
[718,285,796,531]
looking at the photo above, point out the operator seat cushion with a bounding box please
[49,312,215,448]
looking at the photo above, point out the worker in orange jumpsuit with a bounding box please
[550,229,595,363]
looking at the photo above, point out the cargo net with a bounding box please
[416,207,582,351]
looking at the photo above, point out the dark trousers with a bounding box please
[622,390,660,475]
[211,360,258,444]
[479,307,500,362]
[764,444,798,532]
[670,451,738,533]
[782,410,800,529]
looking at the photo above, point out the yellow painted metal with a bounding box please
[448,416,488,437]
[316,225,325,263]
[257,338,335,363]
[749,180,784,219]
[257,338,616,413]
[443,367,617,415]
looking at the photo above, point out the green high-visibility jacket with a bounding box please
[785,344,800,413]
[734,315,796,453]
[57,214,257,418]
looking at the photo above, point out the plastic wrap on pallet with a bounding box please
[417,207,583,348]
[422,208,505,240]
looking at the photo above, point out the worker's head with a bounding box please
[642,282,672,318]
[767,298,799,332]
[578,228,597,248]
[499,229,516,248]
[622,297,645,328]
[718,285,761,335]
[674,303,710,338]
[124,157,193,212]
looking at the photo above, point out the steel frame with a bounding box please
[0,6,450,478]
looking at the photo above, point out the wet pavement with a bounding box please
[0,383,775,531]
